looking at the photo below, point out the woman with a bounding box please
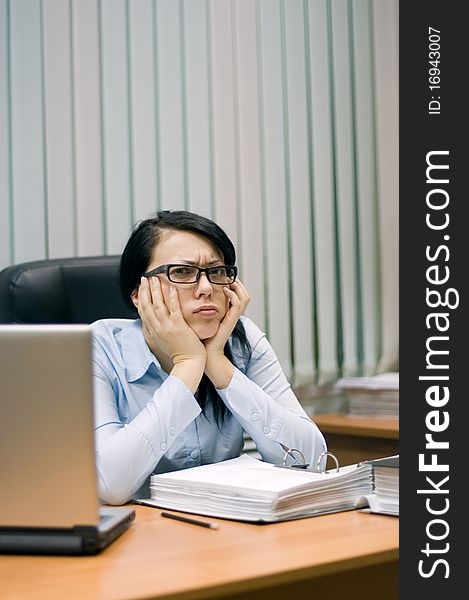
[92,210,326,505]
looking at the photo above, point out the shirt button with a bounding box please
[170,426,176,435]
[190,450,198,459]
[252,413,259,421]
[160,442,167,451]
[263,426,270,434]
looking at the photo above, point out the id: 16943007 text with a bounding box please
[428,27,441,115]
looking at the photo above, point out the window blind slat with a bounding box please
[233,0,265,328]
[128,0,158,223]
[155,0,185,210]
[209,0,239,247]
[373,0,399,372]
[308,0,340,382]
[184,0,212,220]
[1,0,399,385]
[43,0,76,258]
[258,0,292,379]
[72,0,104,256]
[0,0,12,269]
[284,0,315,385]
[352,0,381,374]
[330,0,359,377]
[10,0,47,262]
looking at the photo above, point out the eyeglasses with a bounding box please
[144,264,238,285]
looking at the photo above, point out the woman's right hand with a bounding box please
[137,277,206,391]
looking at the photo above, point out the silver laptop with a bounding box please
[0,324,135,555]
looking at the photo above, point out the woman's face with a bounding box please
[145,229,229,340]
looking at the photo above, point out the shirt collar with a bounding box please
[120,320,163,382]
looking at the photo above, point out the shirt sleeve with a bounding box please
[217,320,327,467]
[92,339,201,505]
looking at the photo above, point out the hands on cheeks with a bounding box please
[136,277,206,393]
[136,276,250,392]
[203,280,250,390]
[203,280,251,354]
[137,276,206,363]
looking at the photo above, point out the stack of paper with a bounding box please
[140,454,373,523]
[365,455,399,516]
[336,372,399,419]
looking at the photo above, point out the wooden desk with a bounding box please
[0,505,398,600]
[313,413,399,466]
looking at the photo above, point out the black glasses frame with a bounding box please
[143,264,238,285]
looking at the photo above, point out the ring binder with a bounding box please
[140,454,376,522]
[316,451,340,474]
[275,444,340,474]
[279,443,307,467]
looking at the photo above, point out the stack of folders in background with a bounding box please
[363,455,399,516]
[335,372,399,419]
[138,454,374,523]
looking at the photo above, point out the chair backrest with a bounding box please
[0,256,136,324]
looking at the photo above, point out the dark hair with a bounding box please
[120,210,250,426]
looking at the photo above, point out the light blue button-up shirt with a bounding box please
[91,316,326,505]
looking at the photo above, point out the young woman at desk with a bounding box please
[92,210,326,505]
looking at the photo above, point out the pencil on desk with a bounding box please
[160,511,219,530]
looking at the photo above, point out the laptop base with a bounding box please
[0,507,135,555]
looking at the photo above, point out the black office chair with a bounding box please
[0,255,136,324]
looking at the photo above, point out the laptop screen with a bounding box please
[0,324,100,528]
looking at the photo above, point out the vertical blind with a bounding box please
[0,0,398,386]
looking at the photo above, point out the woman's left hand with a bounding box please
[203,280,250,356]
[203,280,250,388]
